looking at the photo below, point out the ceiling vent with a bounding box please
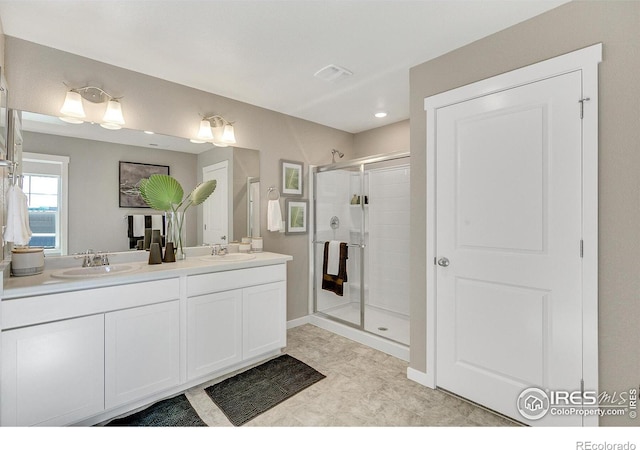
[313,64,353,82]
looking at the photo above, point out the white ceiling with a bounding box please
[0,0,569,134]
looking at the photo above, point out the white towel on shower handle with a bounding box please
[132,215,145,237]
[267,199,283,232]
[326,240,341,276]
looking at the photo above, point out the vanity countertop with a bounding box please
[2,250,292,300]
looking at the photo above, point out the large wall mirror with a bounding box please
[15,111,260,255]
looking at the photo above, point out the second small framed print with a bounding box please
[285,199,308,235]
[281,159,303,196]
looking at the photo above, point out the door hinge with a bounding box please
[434,257,437,266]
[580,239,584,258]
[579,97,591,119]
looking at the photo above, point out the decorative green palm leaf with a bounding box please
[138,174,217,260]
[138,174,184,211]
[189,180,217,206]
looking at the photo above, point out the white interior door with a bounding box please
[435,71,583,426]
[203,161,228,245]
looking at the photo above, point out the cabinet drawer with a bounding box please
[187,264,286,297]
[2,278,180,330]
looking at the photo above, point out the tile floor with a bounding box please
[184,323,518,427]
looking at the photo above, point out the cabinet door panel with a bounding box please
[1,314,104,426]
[187,290,242,380]
[105,301,180,409]
[242,282,286,359]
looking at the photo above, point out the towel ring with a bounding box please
[267,187,280,200]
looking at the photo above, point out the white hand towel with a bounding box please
[133,215,145,236]
[3,185,32,246]
[327,240,341,276]
[151,214,163,230]
[267,199,282,232]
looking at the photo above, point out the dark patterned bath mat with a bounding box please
[105,394,207,427]
[205,354,326,426]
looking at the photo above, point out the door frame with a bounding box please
[423,44,601,425]
[202,160,230,244]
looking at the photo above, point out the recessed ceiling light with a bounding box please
[144,130,155,135]
[375,112,387,118]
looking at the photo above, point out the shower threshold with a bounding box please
[310,312,409,361]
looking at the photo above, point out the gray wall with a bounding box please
[352,119,409,159]
[409,0,640,426]
[3,36,354,322]
[23,131,198,254]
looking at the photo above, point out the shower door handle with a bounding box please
[437,257,450,267]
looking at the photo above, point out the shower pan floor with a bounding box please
[318,302,409,345]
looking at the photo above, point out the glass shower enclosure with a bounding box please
[312,152,410,345]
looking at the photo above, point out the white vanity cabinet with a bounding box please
[242,282,286,359]
[0,277,180,426]
[186,264,287,381]
[0,253,291,426]
[105,300,180,409]
[187,290,243,379]
[1,314,105,426]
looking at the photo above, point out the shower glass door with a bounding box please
[313,166,365,328]
[361,159,410,345]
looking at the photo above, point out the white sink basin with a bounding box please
[50,263,141,279]
[199,253,256,263]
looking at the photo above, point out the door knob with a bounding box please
[437,257,450,267]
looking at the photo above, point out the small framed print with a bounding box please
[285,199,308,235]
[119,161,170,208]
[281,159,303,196]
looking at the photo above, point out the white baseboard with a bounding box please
[287,315,311,329]
[407,367,435,389]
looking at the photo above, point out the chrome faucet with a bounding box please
[211,244,227,256]
[99,253,110,266]
[76,249,111,267]
[80,249,94,267]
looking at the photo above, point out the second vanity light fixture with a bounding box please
[191,115,236,147]
[59,84,126,130]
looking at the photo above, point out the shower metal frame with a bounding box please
[311,151,410,338]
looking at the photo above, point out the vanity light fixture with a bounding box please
[194,115,236,147]
[59,91,86,123]
[59,84,126,129]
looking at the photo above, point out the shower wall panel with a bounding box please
[367,165,410,316]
